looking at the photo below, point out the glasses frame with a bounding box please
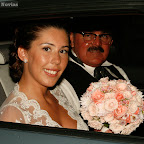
[77,32,112,45]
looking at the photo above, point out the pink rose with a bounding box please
[88,120,103,130]
[134,107,139,115]
[115,93,124,102]
[131,91,136,96]
[126,115,131,124]
[81,110,93,121]
[123,91,132,99]
[116,82,127,91]
[120,99,129,106]
[130,85,138,96]
[105,92,115,99]
[108,80,116,87]
[129,101,138,114]
[101,85,109,93]
[130,114,139,122]
[136,95,143,106]
[104,98,118,112]
[88,103,98,116]
[119,119,126,126]
[131,96,137,101]
[99,77,109,83]
[122,113,131,124]
[91,89,104,104]
[87,85,93,92]
[104,113,114,122]
[109,122,125,134]
[114,105,127,119]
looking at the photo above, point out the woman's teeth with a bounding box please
[44,69,57,75]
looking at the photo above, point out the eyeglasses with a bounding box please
[78,32,112,45]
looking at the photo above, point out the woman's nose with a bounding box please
[50,52,61,65]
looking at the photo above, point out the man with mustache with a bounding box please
[59,18,129,113]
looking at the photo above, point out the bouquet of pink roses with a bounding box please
[80,77,144,135]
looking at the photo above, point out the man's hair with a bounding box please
[71,16,114,34]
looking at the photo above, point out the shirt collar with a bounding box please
[71,49,77,57]
[83,63,95,76]
[101,61,113,66]
[70,49,113,75]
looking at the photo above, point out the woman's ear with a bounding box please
[70,32,74,48]
[18,47,28,63]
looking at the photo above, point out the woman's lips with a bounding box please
[44,69,59,76]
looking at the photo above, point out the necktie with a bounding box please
[94,66,125,81]
[94,66,102,80]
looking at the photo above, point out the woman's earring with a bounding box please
[24,59,28,63]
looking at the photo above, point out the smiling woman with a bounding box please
[0,20,88,131]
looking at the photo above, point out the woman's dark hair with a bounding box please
[9,19,70,82]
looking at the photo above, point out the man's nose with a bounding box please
[92,36,101,46]
[50,52,61,65]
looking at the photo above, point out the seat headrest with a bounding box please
[0,42,12,64]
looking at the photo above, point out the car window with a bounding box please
[0,0,144,142]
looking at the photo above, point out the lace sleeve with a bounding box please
[0,105,26,123]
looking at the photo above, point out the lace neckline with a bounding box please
[13,83,63,127]
[13,83,80,128]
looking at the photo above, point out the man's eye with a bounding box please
[85,34,91,37]
[101,34,109,39]
[43,47,50,51]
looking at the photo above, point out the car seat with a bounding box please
[0,41,15,106]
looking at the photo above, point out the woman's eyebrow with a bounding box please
[40,43,54,46]
[40,43,69,48]
[62,46,69,48]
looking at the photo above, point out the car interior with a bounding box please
[0,0,144,143]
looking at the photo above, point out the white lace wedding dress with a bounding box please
[0,83,88,131]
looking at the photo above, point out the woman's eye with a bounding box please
[60,49,68,54]
[43,47,50,51]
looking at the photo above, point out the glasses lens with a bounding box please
[100,34,112,44]
[80,32,112,44]
[83,33,95,43]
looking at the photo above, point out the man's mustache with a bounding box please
[87,46,104,53]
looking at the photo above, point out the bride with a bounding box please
[0,20,88,131]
